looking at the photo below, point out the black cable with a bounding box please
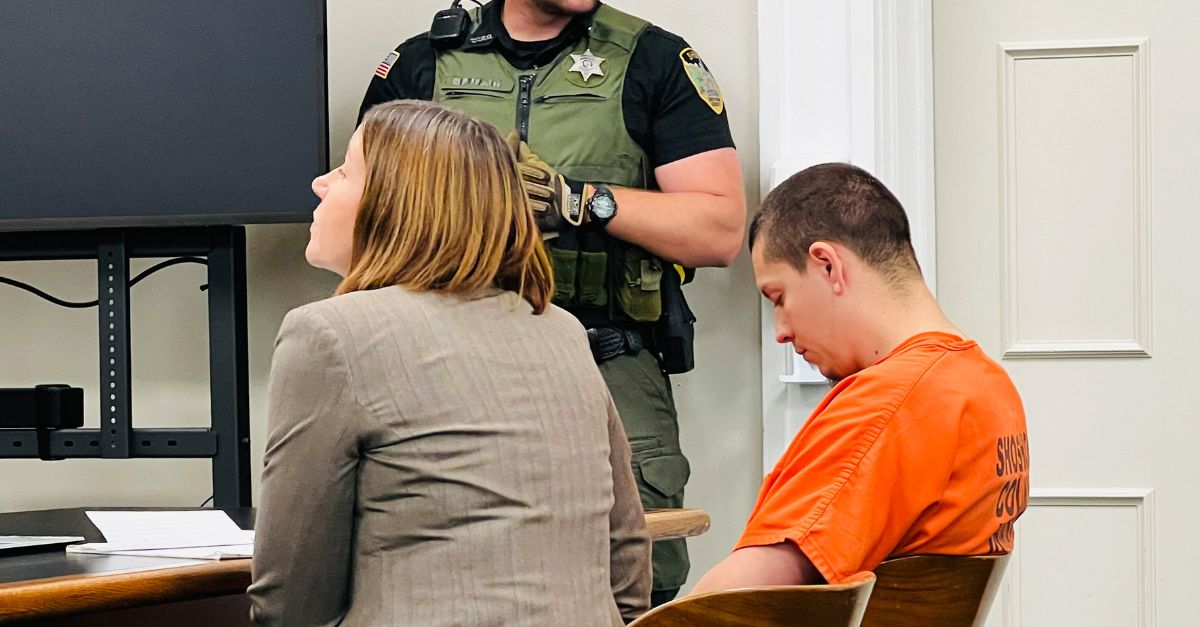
[130,257,209,288]
[0,276,95,308]
[199,495,214,508]
[0,257,208,309]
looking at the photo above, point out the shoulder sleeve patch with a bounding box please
[375,50,400,80]
[679,47,724,115]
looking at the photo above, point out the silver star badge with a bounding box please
[568,49,605,82]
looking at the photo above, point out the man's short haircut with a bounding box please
[749,163,921,281]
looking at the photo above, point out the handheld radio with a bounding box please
[429,0,478,49]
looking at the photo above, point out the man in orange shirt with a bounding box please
[693,163,1029,591]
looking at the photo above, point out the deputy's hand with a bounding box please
[505,131,583,237]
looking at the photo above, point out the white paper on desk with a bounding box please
[0,536,85,553]
[80,510,253,553]
[67,542,253,560]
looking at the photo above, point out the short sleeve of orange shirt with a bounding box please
[736,332,1029,584]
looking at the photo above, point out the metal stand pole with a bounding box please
[207,227,252,507]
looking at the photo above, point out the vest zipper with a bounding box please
[517,74,535,142]
[534,94,607,103]
[441,90,505,99]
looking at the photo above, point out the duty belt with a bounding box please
[586,326,644,364]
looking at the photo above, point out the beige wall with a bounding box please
[0,0,760,592]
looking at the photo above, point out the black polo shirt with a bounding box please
[358,0,735,169]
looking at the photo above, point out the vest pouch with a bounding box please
[577,251,608,307]
[547,243,578,305]
[616,246,663,322]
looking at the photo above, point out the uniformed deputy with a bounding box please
[359,0,746,604]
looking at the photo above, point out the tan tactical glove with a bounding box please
[505,131,584,237]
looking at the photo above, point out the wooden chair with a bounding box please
[860,554,1010,627]
[628,571,876,627]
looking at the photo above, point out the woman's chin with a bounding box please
[303,244,319,268]
[305,244,334,274]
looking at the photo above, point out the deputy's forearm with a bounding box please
[606,187,745,268]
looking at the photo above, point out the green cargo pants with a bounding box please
[598,349,691,596]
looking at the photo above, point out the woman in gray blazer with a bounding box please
[248,100,651,626]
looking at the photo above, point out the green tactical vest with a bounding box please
[433,5,665,324]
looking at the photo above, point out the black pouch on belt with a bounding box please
[653,266,696,374]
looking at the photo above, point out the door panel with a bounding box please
[933,1,1200,624]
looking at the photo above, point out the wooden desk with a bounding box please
[643,508,711,541]
[0,507,711,623]
[0,508,255,624]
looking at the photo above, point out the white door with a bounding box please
[933,1,1200,625]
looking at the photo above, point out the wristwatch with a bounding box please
[585,183,617,228]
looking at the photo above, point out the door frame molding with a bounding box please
[757,0,936,470]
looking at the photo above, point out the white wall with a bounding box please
[0,0,761,592]
[758,0,937,472]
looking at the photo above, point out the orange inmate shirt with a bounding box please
[737,332,1029,584]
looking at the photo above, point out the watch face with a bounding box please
[591,194,616,219]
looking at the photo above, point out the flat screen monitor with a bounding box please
[0,1,328,230]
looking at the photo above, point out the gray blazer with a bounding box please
[248,287,651,626]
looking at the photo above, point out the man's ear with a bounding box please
[808,242,846,295]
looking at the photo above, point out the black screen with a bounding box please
[0,1,328,230]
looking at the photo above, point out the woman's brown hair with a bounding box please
[337,100,553,314]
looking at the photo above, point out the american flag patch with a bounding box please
[375,51,400,80]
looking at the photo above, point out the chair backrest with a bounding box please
[628,571,876,627]
[860,554,1010,627]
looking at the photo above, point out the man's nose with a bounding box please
[774,320,792,345]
